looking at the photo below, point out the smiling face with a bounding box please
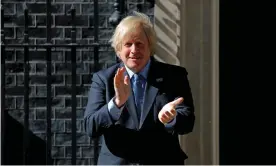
[117,26,151,73]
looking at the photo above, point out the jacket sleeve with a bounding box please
[166,68,195,135]
[83,72,115,138]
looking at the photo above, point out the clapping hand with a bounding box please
[113,67,131,108]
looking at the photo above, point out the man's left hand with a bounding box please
[158,97,184,124]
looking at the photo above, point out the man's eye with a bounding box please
[125,43,132,47]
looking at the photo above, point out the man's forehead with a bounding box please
[123,35,140,41]
[122,30,146,41]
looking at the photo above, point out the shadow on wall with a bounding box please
[2,112,52,165]
[153,0,181,65]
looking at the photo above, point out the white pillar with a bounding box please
[154,0,219,164]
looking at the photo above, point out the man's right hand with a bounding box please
[114,67,131,108]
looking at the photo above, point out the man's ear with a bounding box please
[116,52,121,59]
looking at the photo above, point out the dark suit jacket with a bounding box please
[84,58,195,165]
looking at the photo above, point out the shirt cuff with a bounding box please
[108,97,124,121]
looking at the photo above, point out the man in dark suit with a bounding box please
[84,11,195,165]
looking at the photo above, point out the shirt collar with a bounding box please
[124,59,151,80]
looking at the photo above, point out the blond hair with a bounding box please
[109,11,157,56]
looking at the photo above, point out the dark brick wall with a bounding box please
[2,0,153,165]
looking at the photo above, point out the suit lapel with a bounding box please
[120,64,139,129]
[139,60,162,129]
[125,92,139,129]
[139,82,158,129]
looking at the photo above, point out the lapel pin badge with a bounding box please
[156,78,163,82]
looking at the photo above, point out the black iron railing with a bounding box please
[1,0,106,165]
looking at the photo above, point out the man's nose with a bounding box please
[131,44,138,53]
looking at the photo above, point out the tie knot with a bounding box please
[133,74,143,82]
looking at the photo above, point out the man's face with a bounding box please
[117,28,151,73]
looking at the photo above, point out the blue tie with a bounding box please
[133,74,144,121]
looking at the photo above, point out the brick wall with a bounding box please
[2,0,154,165]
